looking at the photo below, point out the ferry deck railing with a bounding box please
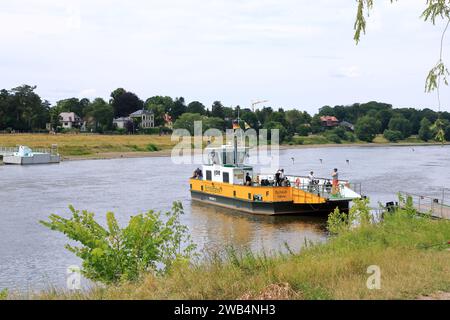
[258,174,361,201]
[0,146,58,156]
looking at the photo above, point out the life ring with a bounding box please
[295,178,301,187]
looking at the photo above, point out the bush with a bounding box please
[146,144,160,152]
[388,116,412,139]
[418,118,432,142]
[40,202,196,284]
[355,116,381,142]
[327,198,372,234]
[344,132,356,142]
[296,125,310,137]
[0,289,7,300]
[383,129,403,142]
[325,133,342,144]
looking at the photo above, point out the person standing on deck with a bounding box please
[331,168,339,195]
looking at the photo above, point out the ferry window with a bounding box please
[248,193,252,200]
[206,170,212,181]
[223,172,230,183]
[233,191,237,197]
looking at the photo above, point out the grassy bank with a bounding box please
[34,211,450,300]
[0,134,176,158]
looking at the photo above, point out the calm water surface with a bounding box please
[0,145,449,290]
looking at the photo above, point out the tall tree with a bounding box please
[84,98,114,131]
[169,97,187,120]
[211,101,225,119]
[110,88,143,118]
[355,115,381,142]
[55,98,84,117]
[186,101,206,115]
[419,118,433,142]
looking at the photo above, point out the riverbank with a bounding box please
[0,133,448,162]
[24,210,450,300]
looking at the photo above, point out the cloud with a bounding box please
[332,66,361,79]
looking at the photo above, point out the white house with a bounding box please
[129,110,155,129]
[113,117,131,129]
[59,112,82,129]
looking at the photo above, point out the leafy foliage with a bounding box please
[383,129,403,142]
[327,197,372,235]
[0,289,8,300]
[355,115,380,142]
[40,202,196,284]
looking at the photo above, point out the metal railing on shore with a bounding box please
[398,191,450,220]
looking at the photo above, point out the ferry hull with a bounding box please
[191,190,349,216]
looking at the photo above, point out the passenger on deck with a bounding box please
[275,170,281,186]
[308,171,315,183]
[331,168,339,194]
[192,168,203,180]
[245,173,252,186]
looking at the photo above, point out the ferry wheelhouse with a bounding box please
[190,142,361,216]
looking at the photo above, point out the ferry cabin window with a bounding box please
[206,170,212,181]
[223,172,230,183]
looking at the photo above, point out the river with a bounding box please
[0,145,448,291]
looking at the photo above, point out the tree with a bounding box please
[173,113,204,135]
[84,98,114,132]
[263,121,288,143]
[169,97,187,121]
[388,116,412,139]
[211,101,225,119]
[40,202,196,284]
[355,116,380,142]
[419,118,433,141]
[383,129,403,142]
[110,88,143,118]
[144,96,174,126]
[55,98,85,117]
[7,85,49,131]
[186,101,206,115]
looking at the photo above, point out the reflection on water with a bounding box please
[0,145,448,290]
[190,202,327,254]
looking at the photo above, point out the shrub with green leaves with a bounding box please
[0,289,8,300]
[383,129,403,142]
[327,197,373,234]
[40,202,196,284]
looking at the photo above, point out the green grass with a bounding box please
[0,133,175,157]
[32,211,450,300]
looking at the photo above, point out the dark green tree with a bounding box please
[84,98,114,132]
[110,88,143,118]
[388,116,412,139]
[211,101,225,119]
[418,118,433,141]
[186,101,206,115]
[355,116,381,142]
[169,97,187,121]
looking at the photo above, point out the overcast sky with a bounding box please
[1,0,449,113]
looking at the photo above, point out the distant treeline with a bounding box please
[1,85,450,142]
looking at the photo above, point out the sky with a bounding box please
[1,0,449,114]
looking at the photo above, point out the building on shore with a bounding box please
[59,112,82,129]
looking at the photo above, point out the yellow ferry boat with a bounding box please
[190,138,361,216]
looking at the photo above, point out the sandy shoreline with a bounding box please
[61,142,449,162]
